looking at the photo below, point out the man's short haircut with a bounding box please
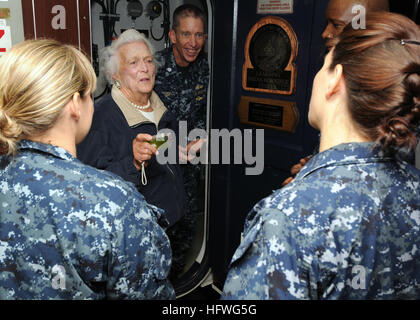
[172,4,207,33]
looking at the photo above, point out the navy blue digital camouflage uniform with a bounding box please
[222,142,420,300]
[0,140,175,299]
[154,47,209,278]
[155,47,209,132]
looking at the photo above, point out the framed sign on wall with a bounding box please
[242,16,298,95]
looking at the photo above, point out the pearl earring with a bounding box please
[114,79,122,89]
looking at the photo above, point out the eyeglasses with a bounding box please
[177,31,206,40]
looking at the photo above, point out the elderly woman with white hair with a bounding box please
[77,29,186,231]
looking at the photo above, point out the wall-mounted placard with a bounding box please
[243,16,298,96]
[257,0,294,14]
[238,96,299,133]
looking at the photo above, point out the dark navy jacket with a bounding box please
[77,90,186,228]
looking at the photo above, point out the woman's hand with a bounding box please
[132,133,157,171]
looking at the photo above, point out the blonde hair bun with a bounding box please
[0,39,96,155]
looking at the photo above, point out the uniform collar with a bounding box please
[18,140,76,161]
[165,46,179,70]
[295,142,391,181]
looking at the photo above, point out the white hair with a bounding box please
[100,29,161,85]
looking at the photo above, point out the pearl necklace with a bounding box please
[130,99,151,111]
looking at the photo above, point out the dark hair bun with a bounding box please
[378,67,420,154]
[331,12,420,156]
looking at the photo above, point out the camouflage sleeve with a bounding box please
[106,191,175,299]
[222,208,311,300]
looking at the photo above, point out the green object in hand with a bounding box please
[149,134,168,149]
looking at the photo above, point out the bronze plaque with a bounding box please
[248,102,284,127]
[243,17,298,95]
[238,96,299,133]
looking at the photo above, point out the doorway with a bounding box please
[90,0,214,298]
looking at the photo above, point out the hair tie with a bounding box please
[400,39,420,46]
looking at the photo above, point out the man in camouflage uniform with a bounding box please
[0,140,175,299]
[154,4,209,279]
[222,143,419,299]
